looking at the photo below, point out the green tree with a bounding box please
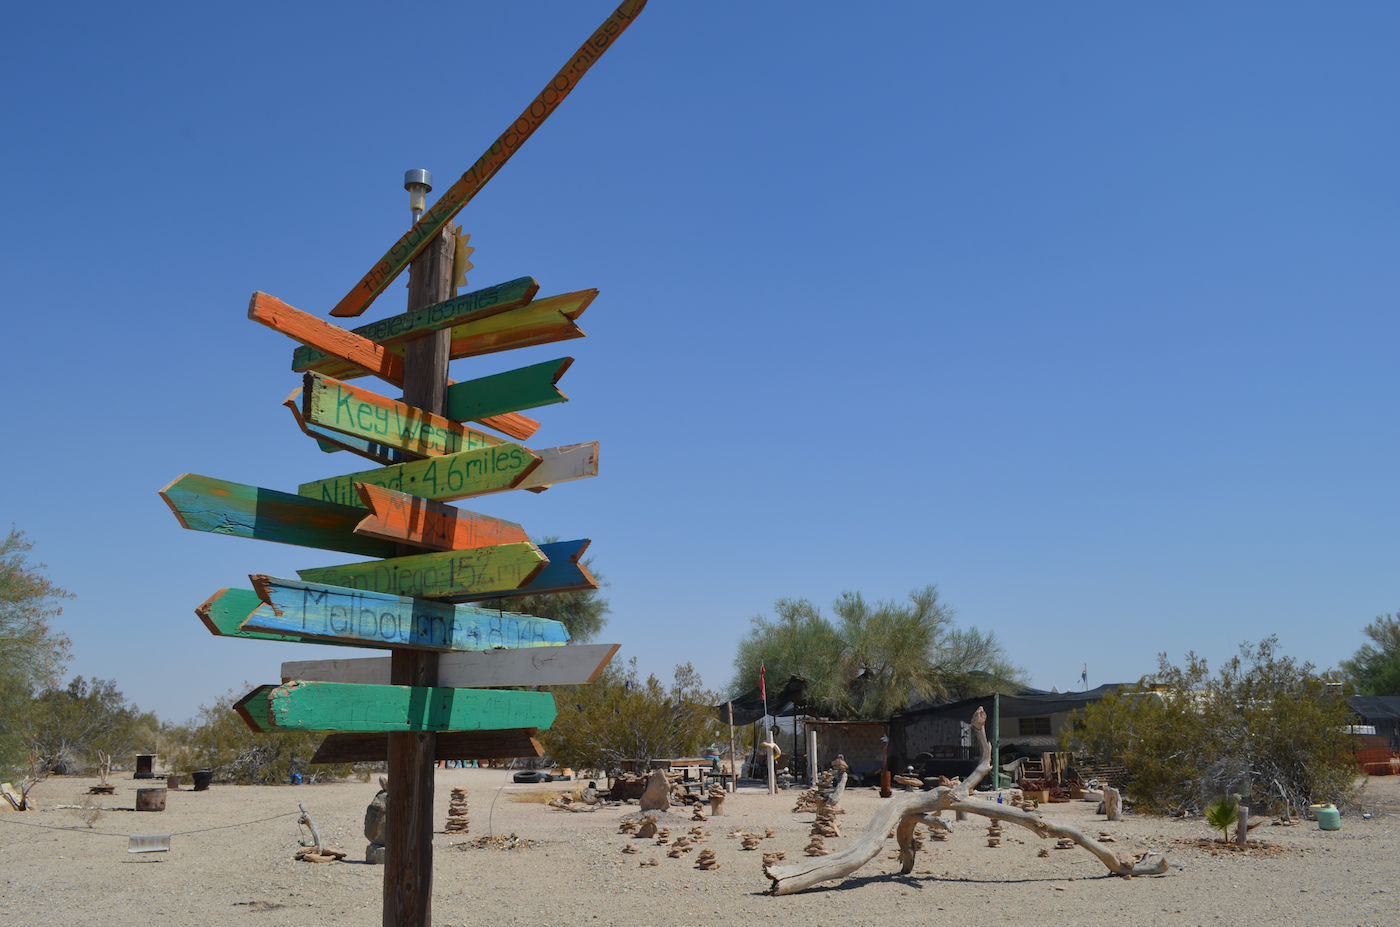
[1342,612,1400,696]
[731,585,1023,719]
[542,658,721,773]
[494,537,610,642]
[166,688,359,784]
[0,530,72,773]
[1061,637,1355,815]
[26,677,159,774]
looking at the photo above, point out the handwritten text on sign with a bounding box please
[304,373,505,458]
[300,443,536,508]
[248,576,567,651]
[296,543,546,599]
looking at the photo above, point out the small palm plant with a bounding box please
[1204,795,1238,843]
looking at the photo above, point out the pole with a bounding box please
[807,728,817,785]
[992,692,1001,791]
[766,726,777,795]
[727,702,737,793]
[384,181,455,927]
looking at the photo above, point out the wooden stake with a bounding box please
[384,223,453,927]
[727,702,737,793]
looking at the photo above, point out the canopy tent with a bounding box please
[714,675,808,726]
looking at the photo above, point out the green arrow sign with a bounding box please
[235,681,557,733]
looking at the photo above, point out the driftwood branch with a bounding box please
[765,707,1168,895]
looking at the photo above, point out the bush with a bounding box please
[542,659,722,775]
[1061,637,1356,815]
[166,688,368,784]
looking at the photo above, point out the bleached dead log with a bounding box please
[765,707,1167,895]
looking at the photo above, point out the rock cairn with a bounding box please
[444,788,470,834]
[695,849,720,870]
[804,835,829,856]
[986,821,1003,847]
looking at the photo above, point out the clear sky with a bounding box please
[2,2,1396,722]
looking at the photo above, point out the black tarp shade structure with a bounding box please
[715,675,808,725]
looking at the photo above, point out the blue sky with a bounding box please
[2,2,1396,722]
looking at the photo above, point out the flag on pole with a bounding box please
[1082,664,1088,690]
[759,663,766,702]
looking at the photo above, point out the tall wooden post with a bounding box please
[385,222,455,927]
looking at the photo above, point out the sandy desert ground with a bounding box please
[1,769,1396,927]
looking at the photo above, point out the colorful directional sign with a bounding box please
[296,542,548,599]
[452,538,598,601]
[283,388,406,466]
[251,292,405,385]
[443,357,572,423]
[327,0,647,318]
[281,643,619,688]
[293,276,539,374]
[304,289,597,383]
[160,11,645,921]
[298,442,540,507]
[160,473,397,558]
[235,681,558,733]
[245,576,568,650]
[352,484,529,551]
[309,729,544,764]
[302,372,509,458]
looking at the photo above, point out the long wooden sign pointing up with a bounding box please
[282,643,619,687]
[296,542,548,599]
[236,681,558,733]
[328,0,648,318]
[352,484,529,550]
[246,576,569,650]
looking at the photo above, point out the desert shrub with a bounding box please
[23,677,159,775]
[1061,637,1355,815]
[167,688,366,784]
[542,659,722,774]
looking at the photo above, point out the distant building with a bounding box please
[888,684,1125,780]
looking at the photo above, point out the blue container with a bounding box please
[1316,806,1341,831]
[290,773,302,785]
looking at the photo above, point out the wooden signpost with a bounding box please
[158,4,645,923]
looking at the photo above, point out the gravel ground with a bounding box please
[1,769,1396,926]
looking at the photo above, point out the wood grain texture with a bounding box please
[327,0,648,318]
[474,411,540,441]
[293,277,540,371]
[248,291,404,385]
[159,473,396,558]
[303,372,506,458]
[516,441,599,494]
[283,388,407,466]
[246,575,569,651]
[353,484,529,551]
[443,357,572,423]
[446,289,595,361]
[310,729,544,764]
[236,681,558,732]
[450,538,597,602]
[196,587,314,644]
[307,290,598,382]
[298,443,539,507]
[296,542,548,599]
[282,643,619,688]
